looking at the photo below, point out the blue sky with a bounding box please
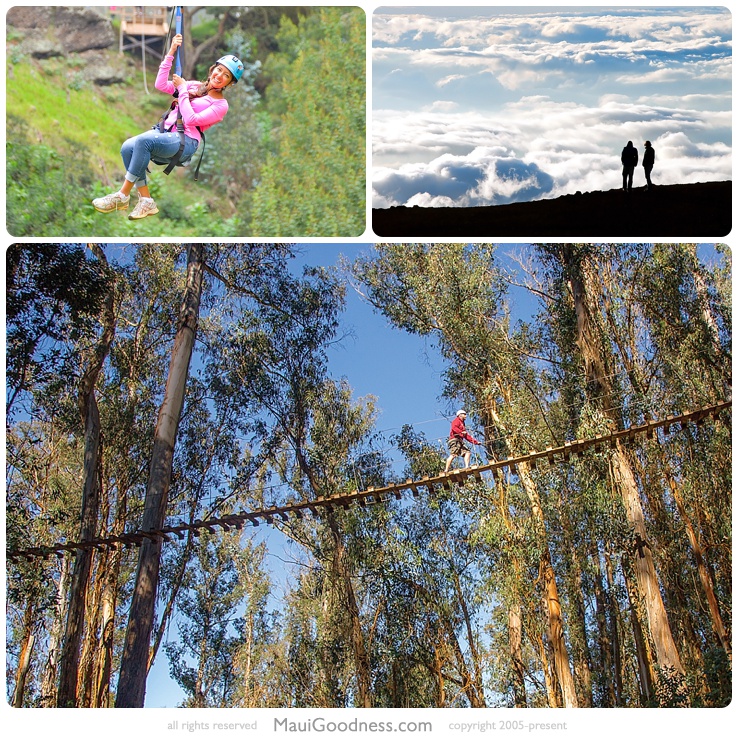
[144,242,541,706]
[372,6,732,207]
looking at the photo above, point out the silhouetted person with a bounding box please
[621,141,638,191]
[643,141,655,189]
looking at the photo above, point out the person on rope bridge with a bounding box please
[92,33,244,220]
[444,409,481,472]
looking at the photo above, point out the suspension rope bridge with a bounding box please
[7,400,731,563]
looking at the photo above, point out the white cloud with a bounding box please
[372,7,731,208]
[372,99,731,207]
[436,74,465,87]
[423,100,460,112]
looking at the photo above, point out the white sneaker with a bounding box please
[128,196,159,220]
[92,191,129,213]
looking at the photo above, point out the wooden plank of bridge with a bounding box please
[8,400,731,562]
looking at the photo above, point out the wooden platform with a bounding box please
[113,6,169,58]
[117,6,169,36]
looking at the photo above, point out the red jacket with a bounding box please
[449,417,479,444]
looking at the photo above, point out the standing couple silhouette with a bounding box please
[621,140,655,191]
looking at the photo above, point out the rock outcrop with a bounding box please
[7,6,116,55]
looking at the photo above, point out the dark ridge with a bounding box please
[372,181,731,238]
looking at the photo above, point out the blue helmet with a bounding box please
[215,54,244,84]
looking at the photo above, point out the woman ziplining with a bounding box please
[92,32,244,221]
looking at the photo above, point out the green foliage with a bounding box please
[190,17,221,45]
[196,54,265,225]
[392,425,445,479]
[6,118,96,237]
[701,646,732,707]
[5,244,115,418]
[165,531,270,707]
[652,665,691,707]
[250,8,366,236]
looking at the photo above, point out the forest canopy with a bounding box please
[5,243,732,709]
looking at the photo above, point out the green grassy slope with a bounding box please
[7,55,158,176]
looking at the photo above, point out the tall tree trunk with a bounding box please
[40,558,70,706]
[557,486,593,706]
[79,469,111,707]
[116,245,205,707]
[608,446,684,676]
[57,246,116,707]
[12,603,36,707]
[661,453,731,660]
[326,512,373,708]
[484,395,579,707]
[77,546,105,706]
[621,555,655,704]
[592,553,614,706]
[561,245,685,681]
[508,601,527,707]
[92,484,128,707]
[536,631,559,707]
[148,423,227,674]
[450,564,487,707]
[57,395,102,706]
[519,461,578,707]
[603,552,624,706]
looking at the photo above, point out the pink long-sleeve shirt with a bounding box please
[155,55,229,141]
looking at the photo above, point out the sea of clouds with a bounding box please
[372,8,732,208]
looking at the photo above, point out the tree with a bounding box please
[205,261,385,706]
[116,245,206,707]
[537,244,690,701]
[6,244,114,419]
[165,531,269,707]
[57,246,118,707]
[352,244,579,707]
[250,8,365,236]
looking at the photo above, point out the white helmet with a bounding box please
[457,409,467,416]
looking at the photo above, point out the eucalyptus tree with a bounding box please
[4,244,119,707]
[88,244,190,706]
[205,263,393,706]
[569,244,732,681]
[6,424,82,706]
[116,243,295,707]
[6,244,114,420]
[6,244,188,707]
[535,244,699,704]
[611,244,731,673]
[164,531,270,707]
[351,244,580,707]
[56,246,118,707]
[373,425,490,707]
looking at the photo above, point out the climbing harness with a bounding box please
[151,99,206,180]
[149,10,243,180]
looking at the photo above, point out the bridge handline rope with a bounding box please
[7,400,731,562]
